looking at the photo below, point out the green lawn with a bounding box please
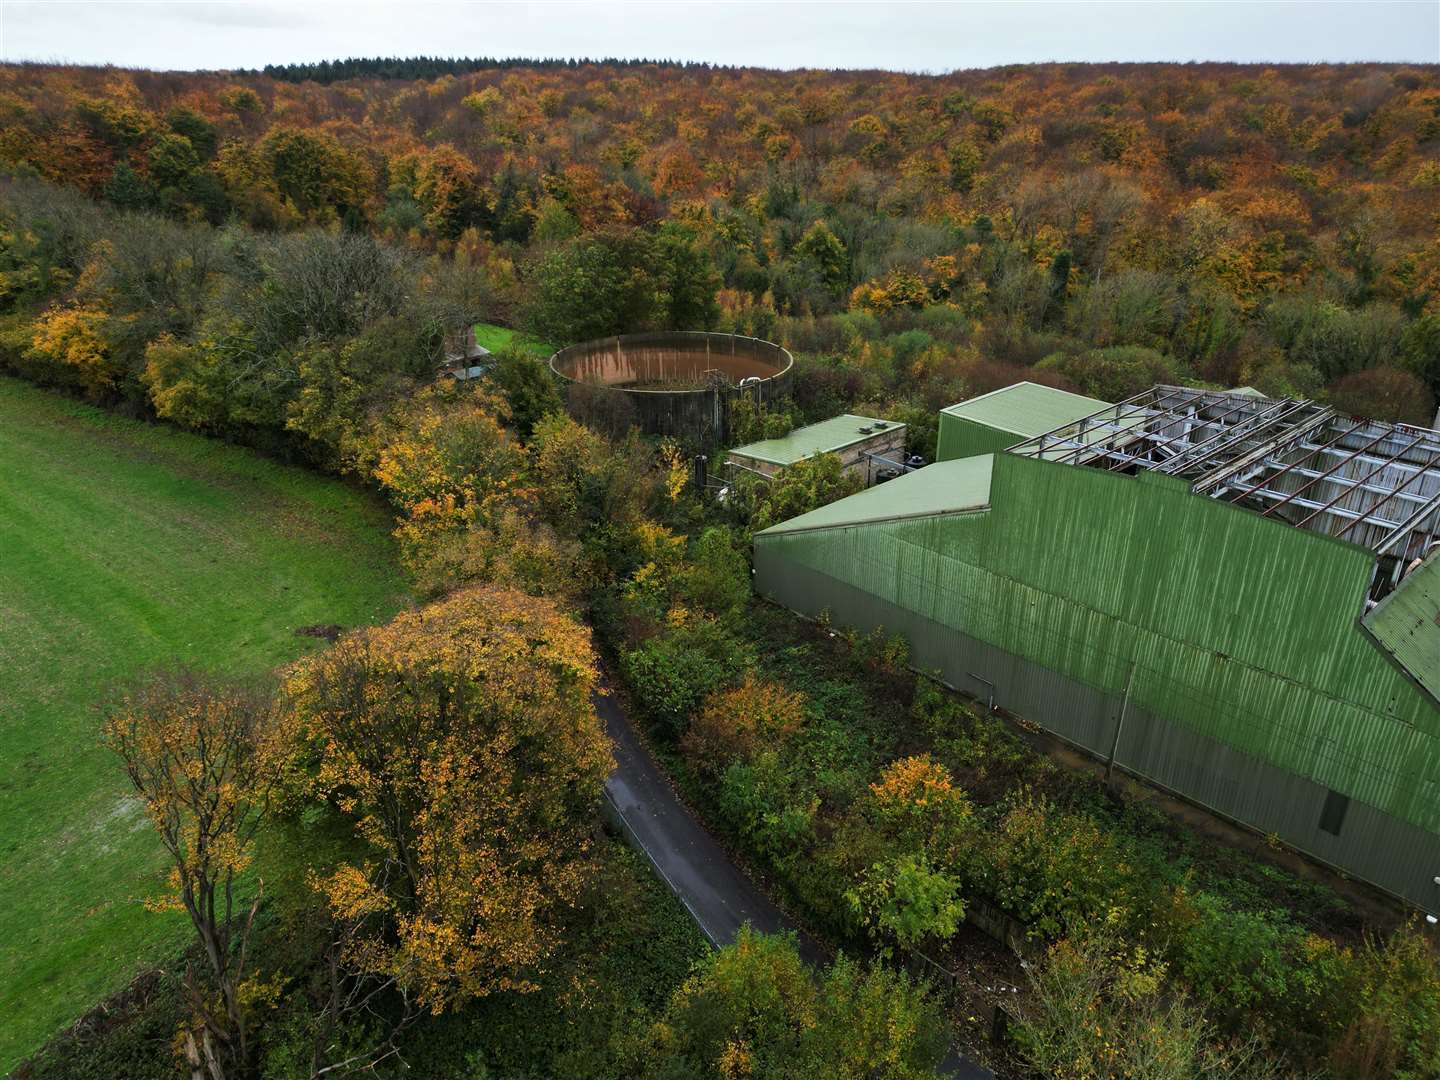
[473,321,557,357]
[0,378,408,1071]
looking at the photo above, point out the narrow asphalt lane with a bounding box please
[596,670,827,967]
[595,670,994,1080]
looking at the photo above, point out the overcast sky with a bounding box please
[2,1,1437,72]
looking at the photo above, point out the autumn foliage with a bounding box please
[103,671,281,1077]
[680,674,806,777]
[365,382,525,568]
[18,54,1440,1076]
[281,584,612,1014]
[4,59,1440,438]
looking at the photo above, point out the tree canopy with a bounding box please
[281,585,613,1014]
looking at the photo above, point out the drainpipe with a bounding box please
[967,672,996,714]
[1106,661,1137,783]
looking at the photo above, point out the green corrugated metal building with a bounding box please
[755,387,1440,911]
[1364,549,1440,705]
[936,382,1112,461]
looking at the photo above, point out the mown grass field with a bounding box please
[0,378,408,1071]
[473,320,557,357]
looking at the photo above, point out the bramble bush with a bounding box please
[1172,891,1305,1027]
[717,749,819,866]
[968,787,1153,940]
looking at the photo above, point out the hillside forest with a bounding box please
[4,57,1440,1080]
[1,60,1439,428]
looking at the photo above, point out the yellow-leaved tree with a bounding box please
[27,302,118,398]
[282,585,613,1014]
[103,670,281,1080]
[366,383,526,571]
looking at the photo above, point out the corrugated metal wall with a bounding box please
[1364,549,1440,703]
[754,452,1440,910]
[935,413,1017,461]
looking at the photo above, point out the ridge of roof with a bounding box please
[756,454,994,536]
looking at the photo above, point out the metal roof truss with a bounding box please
[1007,385,1440,557]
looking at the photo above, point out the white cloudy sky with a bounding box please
[1,1,1437,72]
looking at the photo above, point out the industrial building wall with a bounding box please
[753,554,1440,910]
[934,413,1018,461]
[753,452,1440,910]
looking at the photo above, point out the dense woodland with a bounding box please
[2,59,1440,425]
[4,58,1440,1080]
[258,56,733,85]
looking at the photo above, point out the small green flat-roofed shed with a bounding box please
[727,414,906,483]
[936,382,1111,461]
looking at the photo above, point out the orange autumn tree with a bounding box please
[103,670,281,1080]
[282,585,613,1014]
[868,755,974,863]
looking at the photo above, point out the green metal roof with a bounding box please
[1364,549,1440,705]
[1227,386,1269,399]
[941,382,1111,438]
[757,454,993,535]
[729,414,904,467]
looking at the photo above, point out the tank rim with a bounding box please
[548,331,794,394]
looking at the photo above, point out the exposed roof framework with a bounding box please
[1008,385,1440,559]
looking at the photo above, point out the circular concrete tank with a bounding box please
[549,331,793,444]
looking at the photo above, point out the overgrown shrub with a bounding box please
[641,927,948,1079]
[1172,892,1304,1030]
[620,620,754,735]
[845,852,965,953]
[968,788,1150,939]
[676,527,751,624]
[1318,926,1440,1080]
[680,674,806,779]
[717,749,819,863]
[728,395,796,444]
[1015,926,1287,1080]
[735,452,863,533]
